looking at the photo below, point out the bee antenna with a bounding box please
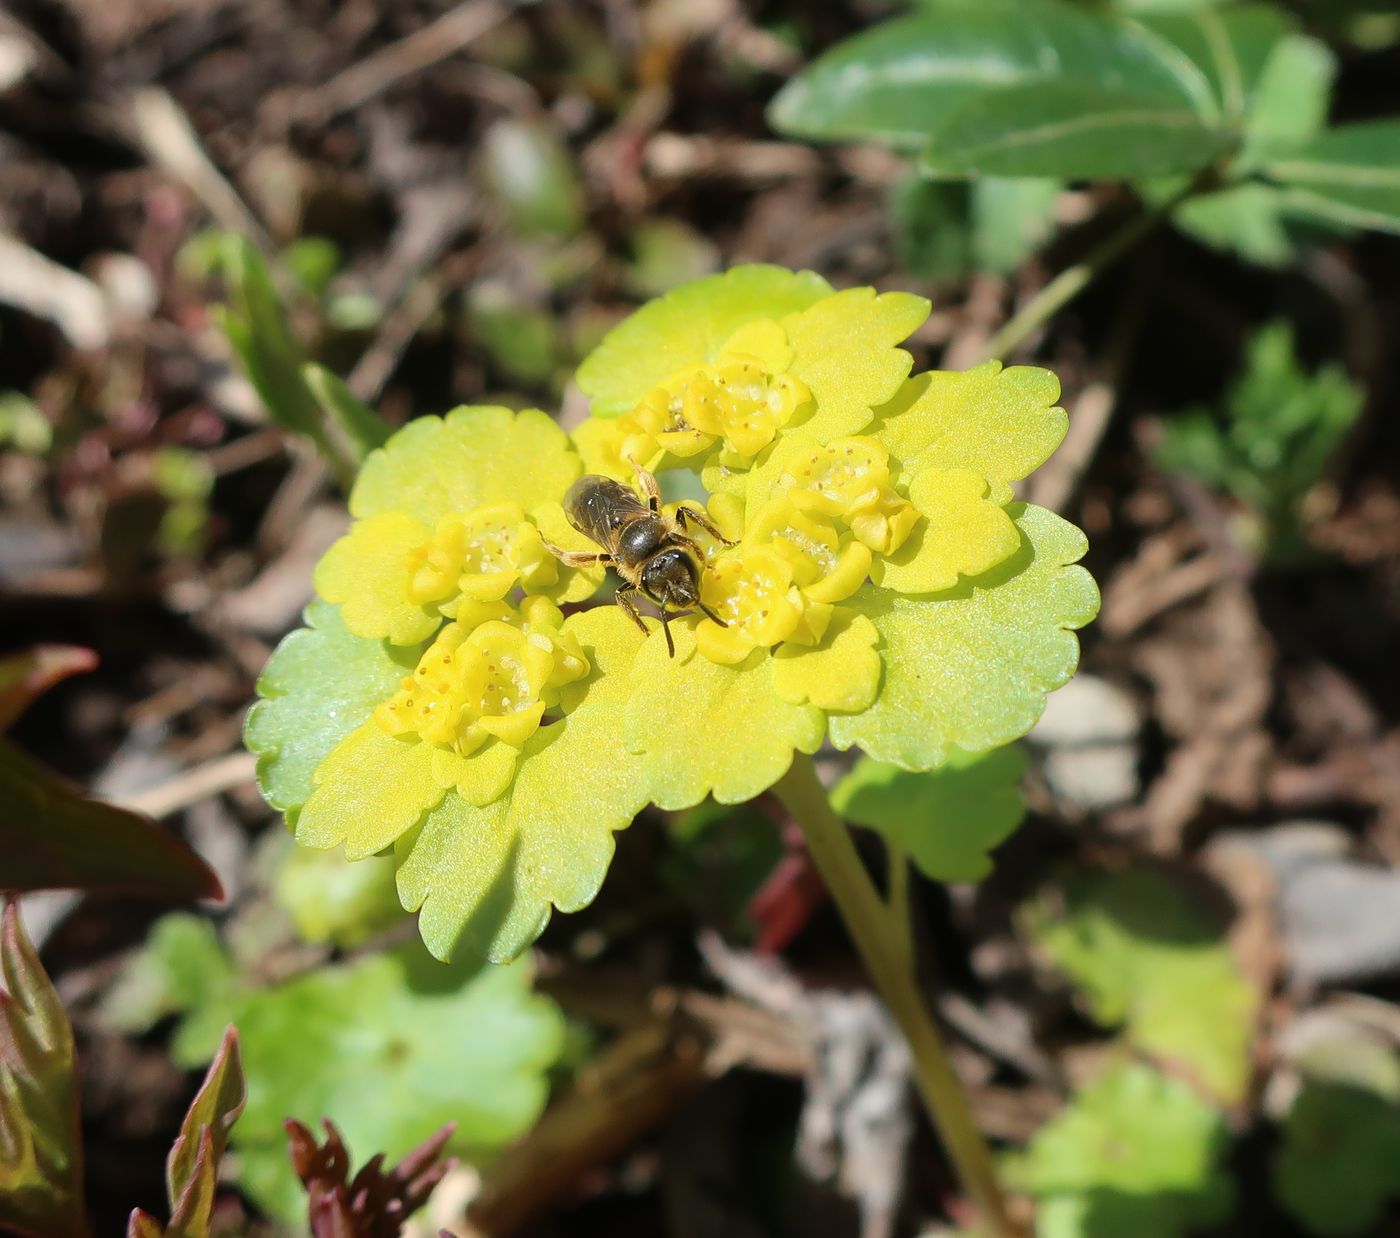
[697,601,728,628]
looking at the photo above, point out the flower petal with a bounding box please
[870,468,1020,594]
[394,607,651,962]
[874,362,1068,504]
[297,723,448,860]
[624,622,825,809]
[351,406,581,526]
[245,600,422,825]
[772,609,881,714]
[829,504,1099,769]
[575,265,833,418]
[781,287,930,441]
[314,511,438,644]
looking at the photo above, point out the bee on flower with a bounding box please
[248,266,1098,963]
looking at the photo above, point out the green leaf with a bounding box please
[1132,5,1293,123]
[99,913,236,1035]
[768,4,1212,152]
[1266,120,1400,235]
[1154,321,1364,552]
[921,80,1233,180]
[0,900,87,1238]
[272,845,405,948]
[576,265,832,418]
[1007,1061,1233,1238]
[173,939,563,1223]
[1243,34,1336,158]
[829,504,1098,771]
[395,607,653,962]
[244,599,421,827]
[1027,866,1259,1103]
[0,646,96,733]
[969,177,1062,274]
[219,238,323,441]
[478,119,586,240]
[301,363,392,462]
[1274,1048,1400,1236]
[1169,181,1301,266]
[0,738,222,901]
[832,746,1025,882]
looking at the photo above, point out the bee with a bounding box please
[544,466,733,656]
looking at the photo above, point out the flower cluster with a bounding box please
[248,266,1099,962]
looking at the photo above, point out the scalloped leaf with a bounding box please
[873,362,1067,504]
[395,606,652,962]
[244,600,421,826]
[0,900,87,1238]
[1027,866,1259,1104]
[171,939,562,1224]
[349,405,582,525]
[624,620,826,812]
[829,503,1098,771]
[832,746,1025,883]
[778,288,929,443]
[1007,1062,1233,1238]
[575,265,833,418]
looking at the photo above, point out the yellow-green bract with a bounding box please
[246,265,1100,962]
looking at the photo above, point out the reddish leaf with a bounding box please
[0,898,89,1238]
[126,1028,246,1238]
[0,738,222,901]
[0,647,98,734]
[287,1118,456,1238]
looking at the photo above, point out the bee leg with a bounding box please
[676,503,736,546]
[659,606,676,657]
[542,540,615,569]
[697,601,729,628]
[614,586,652,639]
[633,463,663,513]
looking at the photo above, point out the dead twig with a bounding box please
[296,0,518,124]
[118,751,258,820]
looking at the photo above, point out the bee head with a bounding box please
[640,548,700,610]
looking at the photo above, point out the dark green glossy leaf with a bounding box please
[768,3,1211,153]
[1132,5,1293,124]
[0,900,87,1238]
[0,739,221,901]
[922,80,1232,179]
[1266,120,1400,234]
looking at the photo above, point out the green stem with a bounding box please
[979,182,1199,364]
[775,754,1019,1238]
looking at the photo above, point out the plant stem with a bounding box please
[980,182,1200,364]
[775,754,1020,1238]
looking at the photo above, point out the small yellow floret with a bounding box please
[374,601,589,758]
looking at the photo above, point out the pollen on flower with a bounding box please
[782,437,921,555]
[374,599,589,756]
[406,503,558,610]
